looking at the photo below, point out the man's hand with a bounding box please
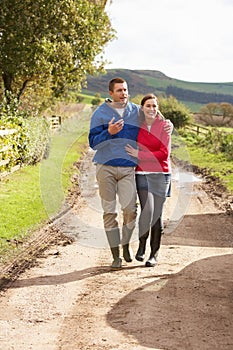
[164,119,173,134]
[108,117,124,135]
[158,110,173,134]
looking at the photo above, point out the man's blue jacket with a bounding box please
[88,101,140,166]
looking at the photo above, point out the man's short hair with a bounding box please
[109,77,126,92]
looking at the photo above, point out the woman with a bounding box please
[125,94,171,267]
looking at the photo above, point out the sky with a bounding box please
[103,0,233,83]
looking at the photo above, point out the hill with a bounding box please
[83,69,233,112]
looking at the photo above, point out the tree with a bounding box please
[199,102,233,126]
[0,0,115,104]
[199,103,220,124]
[220,103,233,125]
[158,96,192,128]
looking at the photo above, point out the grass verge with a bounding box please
[186,148,233,192]
[0,106,90,259]
[172,133,233,193]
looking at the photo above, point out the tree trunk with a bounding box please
[17,79,29,101]
[2,72,13,94]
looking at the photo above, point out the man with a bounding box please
[89,77,171,269]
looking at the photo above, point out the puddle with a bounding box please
[172,169,202,185]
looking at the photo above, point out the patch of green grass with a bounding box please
[0,107,91,257]
[0,165,47,240]
[78,92,105,105]
[217,127,233,133]
[188,148,233,192]
[78,92,94,104]
[40,122,89,216]
[172,142,233,193]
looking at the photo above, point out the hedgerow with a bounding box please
[0,96,50,173]
[178,127,233,160]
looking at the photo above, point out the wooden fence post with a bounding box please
[50,115,62,131]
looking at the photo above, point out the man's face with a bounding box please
[109,82,128,105]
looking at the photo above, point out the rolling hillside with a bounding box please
[82,69,233,112]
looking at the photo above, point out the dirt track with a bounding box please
[0,150,232,350]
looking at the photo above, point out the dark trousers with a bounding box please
[137,188,165,256]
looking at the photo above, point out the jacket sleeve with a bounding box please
[88,109,113,150]
[89,124,113,150]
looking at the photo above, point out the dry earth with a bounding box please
[0,149,232,350]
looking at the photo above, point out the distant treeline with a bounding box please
[166,86,233,104]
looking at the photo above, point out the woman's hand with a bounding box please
[125,144,138,158]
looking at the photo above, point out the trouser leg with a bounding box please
[150,194,165,256]
[117,167,137,242]
[96,165,120,267]
[96,165,119,229]
[117,168,137,262]
[137,189,153,236]
[146,194,166,267]
[121,206,137,246]
[96,164,136,267]
[97,164,136,231]
[136,188,153,261]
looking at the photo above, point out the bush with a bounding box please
[20,116,50,164]
[218,132,233,160]
[91,93,102,107]
[158,96,193,128]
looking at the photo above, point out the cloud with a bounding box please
[104,0,233,82]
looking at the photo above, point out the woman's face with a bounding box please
[142,98,158,122]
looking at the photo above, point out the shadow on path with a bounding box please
[9,264,142,289]
[106,253,233,350]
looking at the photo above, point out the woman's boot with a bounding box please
[135,232,149,262]
[145,252,158,267]
[145,224,162,267]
